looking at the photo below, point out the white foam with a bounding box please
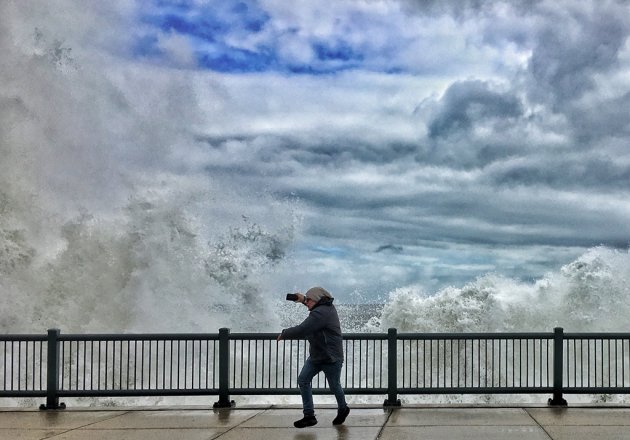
[0,9,302,333]
[377,247,630,333]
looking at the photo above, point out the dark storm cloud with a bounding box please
[375,244,404,253]
[427,80,523,139]
[199,132,419,169]
[567,92,630,144]
[299,182,630,251]
[400,0,541,18]
[488,154,630,190]
[411,81,529,169]
[287,139,419,166]
[525,2,630,108]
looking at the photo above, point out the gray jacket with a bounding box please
[281,298,344,363]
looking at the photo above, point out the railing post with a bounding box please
[384,328,401,407]
[213,328,234,408]
[39,329,65,410]
[548,327,567,406]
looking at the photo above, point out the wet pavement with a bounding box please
[2,404,630,439]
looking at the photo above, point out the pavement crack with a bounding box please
[375,408,393,440]
[212,408,267,438]
[523,408,554,440]
[40,410,132,439]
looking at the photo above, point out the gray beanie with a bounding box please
[305,286,333,303]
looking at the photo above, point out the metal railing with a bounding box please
[396,332,554,393]
[563,333,630,394]
[0,334,47,399]
[2,327,630,409]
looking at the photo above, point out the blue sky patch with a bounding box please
[310,246,348,258]
[136,0,375,74]
[313,41,364,63]
[132,33,162,59]
[197,47,275,72]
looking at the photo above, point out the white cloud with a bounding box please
[156,31,197,67]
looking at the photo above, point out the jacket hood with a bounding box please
[311,297,334,310]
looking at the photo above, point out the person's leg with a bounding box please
[322,359,350,424]
[321,359,347,410]
[297,357,321,417]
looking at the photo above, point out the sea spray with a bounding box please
[364,247,630,404]
[0,188,300,333]
[378,247,630,333]
[0,15,302,333]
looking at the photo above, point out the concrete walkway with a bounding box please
[2,405,630,440]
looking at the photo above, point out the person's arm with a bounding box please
[276,294,310,341]
[278,309,326,340]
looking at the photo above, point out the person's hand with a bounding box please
[277,333,283,341]
[294,293,305,303]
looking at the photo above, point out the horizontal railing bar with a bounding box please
[229,388,389,395]
[397,333,553,340]
[0,391,47,397]
[229,333,297,340]
[227,332,552,340]
[563,388,630,393]
[47,387,630,398]
[335,387,389,395]
[564,333,630,339]
[0,332,568,341]
[55,388,392,397]
[3,331,628,340]
[229,333,388,340]
[0,335,47,342]
[398,387,554,394]
[58,334,220,341]
[58,389,220,397]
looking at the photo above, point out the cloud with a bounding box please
[525,1,630,108]
[375,244,404,253]
[486,152,630,191]
[568,92,630,144]
[156,31,197,66]
[427,80,523,139]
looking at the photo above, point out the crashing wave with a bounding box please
[378,247,630,333]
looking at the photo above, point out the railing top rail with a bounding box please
[3,329,629,343]
[397,332,553,340]
[58,333,220,342]
[564,332,630,339]
[229,332,388,340]
[0,331,574,342]
[342,333,389,340]
[229,332,286,340]
[0,334,47,342]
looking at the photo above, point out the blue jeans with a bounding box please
[297,357,347,416]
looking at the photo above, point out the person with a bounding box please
[277,286,350,428]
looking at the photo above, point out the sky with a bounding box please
[2,0,630,304]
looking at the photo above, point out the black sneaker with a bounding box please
[294,415,318,428]
[332,406,350,425]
